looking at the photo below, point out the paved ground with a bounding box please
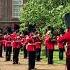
[0,54,66,70]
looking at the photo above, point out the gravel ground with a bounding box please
[0,55,66,70]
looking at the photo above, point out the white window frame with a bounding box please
[12,0,23,18]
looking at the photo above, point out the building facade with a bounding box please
[0,0,26,33]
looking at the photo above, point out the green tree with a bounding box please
[20,0,70,34]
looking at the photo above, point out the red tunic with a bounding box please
[26,43,35,52]
[3,35,7,46]
[4,34,11,40]
[45,34,54,49]
[25,35,34,44]
[21,38,26,46]
[2,40,6,47]
[3,34,12,47]
[57,36,64,49]
[44,35,48,47]
[10,32,17,40]
[57,30,70,58]
[5,40,11,47]
[35,42,41,49]
[11,40,21,48]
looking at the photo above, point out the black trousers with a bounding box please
[6,47,12,61]
[45,47,48,58]
[23,45,27,58]
[59,48,64,60]
[36,48,41,61]
[48,49,53,64]
[4,46,6,52]
[13,48,20,64]
[66,58,70,70]
[28,51,35,70]
[0,44,2,57]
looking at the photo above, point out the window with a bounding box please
[12,0,23,18]
[0,2,2,18]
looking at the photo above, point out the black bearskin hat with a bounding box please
[64,13,70,28]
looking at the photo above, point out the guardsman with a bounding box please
[57,28,65,60]
[44,35,48,58]
[11,35,21,64]
[44,28,50,58]
[57,35,65,60]
[23,35,29,58]
[25,33,34,59]
[26,38,36,70]
[34,32,41,61]
[21,35,27,58]
[35,41,41,61]
[10,31,17,41]
[45,26,55,61]
[45,27,55,64]
[4,34,12,61]
[57,13,70,70]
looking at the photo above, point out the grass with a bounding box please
[20,45,66,65]
[41,48,66,64]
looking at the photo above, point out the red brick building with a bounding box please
[0,0,26,33]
